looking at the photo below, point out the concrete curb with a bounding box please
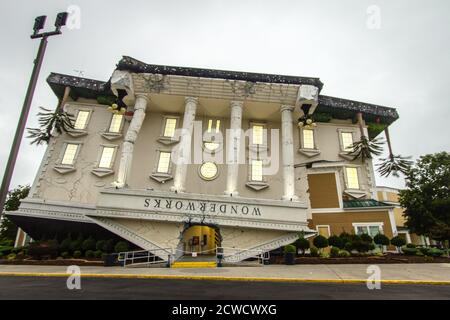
[0,272,449,285]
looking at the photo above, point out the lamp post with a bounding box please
[0,13,68,216]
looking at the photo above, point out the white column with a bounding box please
[112,94,149,188]
[171,97,198,193]
[280,105,298,201]
[225,101,243,196]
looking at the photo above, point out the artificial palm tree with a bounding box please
[27,87,74,145]
[348,112,384,162]
[376,126,413,177]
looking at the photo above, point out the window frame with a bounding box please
[157,115,180,145]
[97,145,118,169]
[54,141,83,174]
[316,225,331,238]
[108,113,124,134]
[300,128,316,150]
[337,129,356,153]
[249,121,268,150]
[344,166,361,190]
[198,162,219,181]
[155,150,172,174]
[73,109,92,131]
[352,222,384,237]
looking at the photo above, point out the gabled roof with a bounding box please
[343,199,393,209]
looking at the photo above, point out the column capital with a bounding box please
[280,105,295,113]
[135,93,150,102]
[230,100,244,109]
[185,96,198,104]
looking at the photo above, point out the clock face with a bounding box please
[199,162,218,180]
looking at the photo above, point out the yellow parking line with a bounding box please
[0,272,449,285]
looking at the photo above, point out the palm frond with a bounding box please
[377,154,413,177]
[348,136,384,162]
[27,107,74,145]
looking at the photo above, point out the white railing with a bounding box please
[216,246,270,265]
[118,248,173,267]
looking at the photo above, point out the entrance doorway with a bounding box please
[181,224,221,256]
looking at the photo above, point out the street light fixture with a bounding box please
[0,13,68,217]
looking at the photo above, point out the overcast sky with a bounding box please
[0,0,449,191]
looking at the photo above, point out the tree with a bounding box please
[295,237,310,256]
[399,152,450,246]
[373,233,390,252]
[313,235,329,252]
[390,236,406,250]
[328,235,344,249]
[0,185,30,241]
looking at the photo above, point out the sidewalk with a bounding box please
[1,263,449,284]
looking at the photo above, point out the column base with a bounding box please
[224,191,239,197]
[170,186,185,193]
[111,181,125,189]
[282,195,299,202]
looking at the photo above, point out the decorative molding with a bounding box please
[53,165,76,175]
[298,148,321,157]
[66,130,88,138]
[149,173,173,184]
[101,132,123,141]
[246,181,269,191]
[91,168,114,178]
[157,136,179,145]
[344,189,367,199]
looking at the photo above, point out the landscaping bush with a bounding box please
[61,251,70,259]
[295,237,310,255]
[0,239,13,247]
[69,235,83,253]
[59,237,72,253]
[0,252,3,259]
[0,246,13,257]
[360,233,373,243]
[96,240,106,251]
[328,235,344,249]
[82,237,96,252]
[339,232,352,244]
[103,239,115,253]
[401,246,418,256]
[94,250,103,258]
[406,243,416,248]
[390,236,406,249]
[283,245,296,254]
[353,240,371,253]
[73,250,82,259]
[85,250,95,258]
[309,246,319,257]
[313,235,329,251]
[114,241,129,253]
[427,248,444,257]
[419,247,431,256]
[28,240,59,259]
[330,246,340,257]
[373,234,390,247]
[338,250,351,257]
[7,253,16,260]
[344,242,353,252]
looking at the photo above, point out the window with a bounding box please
[74,110,90,130]
[355,225,383,237]
[204,142,220,151]
[252,125,264,145]
[108,114,123,133]
[98,146,115,169]
[199,162,218,180]
[302,129,315,149]
[341,132,354,152]
[207,119,221,133]
[345,167,360,189]
[157,152,171,173]
[251,160,263,181]
[163,118,177,138]
[317,225,331,238]
[61,144,79,165]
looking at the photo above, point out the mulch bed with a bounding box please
[270,253,450,265]
[0,259,105,266]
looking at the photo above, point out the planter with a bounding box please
[284,253,295,265]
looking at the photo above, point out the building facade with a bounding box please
[7,56,401,262]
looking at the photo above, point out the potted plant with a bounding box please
[283,245,296,265]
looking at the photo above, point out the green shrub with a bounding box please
[373,234,390,246]
[7,253,16,260]
[313,112,332,123]
[313,235,329,250]
[309,246,319,257]
[70,235,83,252]
[59,238,72,253]
[94,250,103,258]
[330,246,340,257]
[406,243,416,249]
[73,250,82,259]
[85,250,95,258]
[0,246,13,256]
[427,248,444,257]
[350,234,362,242]
[295,237,310,255]
[419,247,431,256]
[338,250,351,257]
[114,241,129,253]
[368,243,376,251]
[401,246,418,256]
[82,237,96,252]
[339,232,352,244]
[353,240,371,253]
[0,252,3,259]
[360,234,373,243]
[96,240,106,251]
[328,235,344,249]
[344,242,353,252]
[283,245,296,254]
[0,239,13,247]
[390,236,406,248]
[61,251,70,259]
[103,239,115,253]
